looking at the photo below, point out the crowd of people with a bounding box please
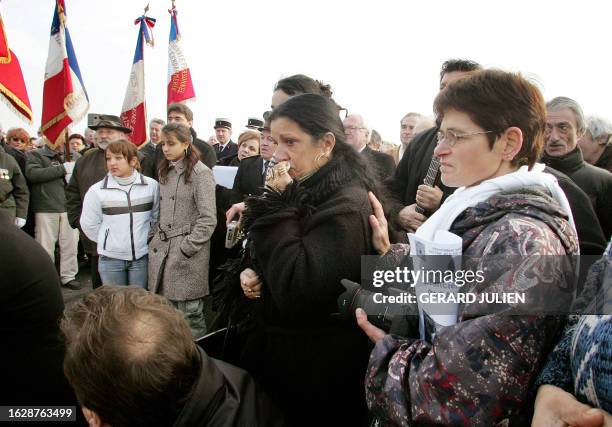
[1,60,612,426]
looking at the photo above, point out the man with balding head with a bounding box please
[61,286,282,426]
[343,114,395,180]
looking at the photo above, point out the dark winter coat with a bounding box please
[365,187,579,426]
[213,140,238,165]
[0,213,79,411]
[545,166,607,255]
[239,153,376,426]
[148,160,216,301]
[0,145,28,221]
[26,145,70,213]
[232,154,265,197]
[173,347,283,426]
[542,146,612,239]
[594,144,612,173]
[139,140,159,178]
[4,145,27,173]
[362,145,396,180]
[66,147,108,254]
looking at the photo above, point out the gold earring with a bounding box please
[314,152,326,168]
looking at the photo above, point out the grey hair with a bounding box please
[149,118,166,127]
[546,96,586,134]
[585,116,612,146]
[345,114,369,134]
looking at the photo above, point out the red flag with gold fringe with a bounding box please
[0,8,33,124]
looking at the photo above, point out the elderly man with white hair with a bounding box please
[580,115,612,173]
[343,114,395,180]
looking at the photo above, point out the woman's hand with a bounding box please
[368,192,391,255]
[532,384,610,427]
[226,202,246,226]
[266,161,293,192]
[356,308,386,343]
[240,268,262,299]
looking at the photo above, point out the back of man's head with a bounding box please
[439,58,482,81]
[61,286,200,427]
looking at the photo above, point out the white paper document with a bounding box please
[212,166,238,189]
[408,230,463,342]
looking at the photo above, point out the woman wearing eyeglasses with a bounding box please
[357,70,580,425]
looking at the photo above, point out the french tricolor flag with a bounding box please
[167,4,195,106]
[41,0,88,145]
[120,12,155,147]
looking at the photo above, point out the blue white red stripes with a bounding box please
[167,4,195,106]
[120,14,155,147]
[41,0,88,145]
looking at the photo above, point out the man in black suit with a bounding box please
[140,118,165,178]
[343,114,395,181]
[213,118,238,165]
[386,59,482,232]
[232,121,277,196]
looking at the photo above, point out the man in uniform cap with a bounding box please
[245,117,264,131]
[213,118,238,165]
[66,114,132,289]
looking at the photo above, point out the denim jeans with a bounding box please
[98,255,148,288]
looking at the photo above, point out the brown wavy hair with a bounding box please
[158,123,201,184]
[105,139,141,172]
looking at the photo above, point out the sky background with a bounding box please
[1,0,611,144]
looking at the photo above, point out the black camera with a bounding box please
[337,279,418,333]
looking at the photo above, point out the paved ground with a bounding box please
[60,260,94,305]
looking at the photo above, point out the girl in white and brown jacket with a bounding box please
[80,139,159,288]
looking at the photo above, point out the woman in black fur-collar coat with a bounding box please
[236,94,382,426]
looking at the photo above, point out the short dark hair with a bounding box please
[434,69,546,168]
[274,74,333,98]
[61,286,200,427]
[68,133,85,143]
[167,103,193,122]
[439,59,482,82]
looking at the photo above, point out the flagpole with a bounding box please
[64,128,71,162]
